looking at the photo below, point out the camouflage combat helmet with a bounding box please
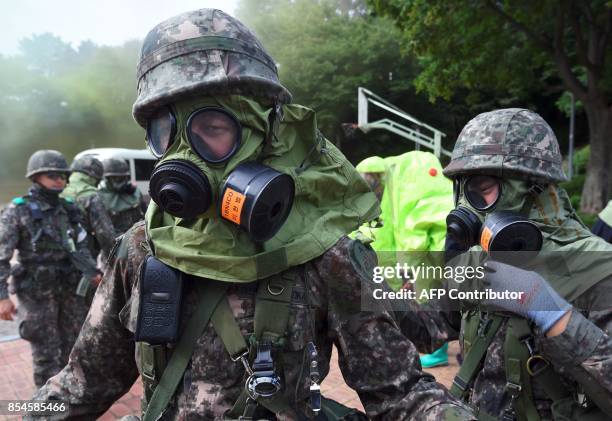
[132,8,292,128]
[444,108,567,184]
[102,158,130,177]
[25,149,71,179]
[71,155,104,180]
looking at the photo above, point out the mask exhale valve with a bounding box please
[149,160,213,219]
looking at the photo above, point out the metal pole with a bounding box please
[568,93,575,179]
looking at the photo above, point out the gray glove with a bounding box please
[481,260,572,333]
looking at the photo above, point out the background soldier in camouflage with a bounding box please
[62,155,117,268]
[31,9,475,420]
[0,150,101,387]
[98,158,146,235]
[400,109,612,420]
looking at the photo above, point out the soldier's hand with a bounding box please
[481,260,571,333]
[0,298,16,321]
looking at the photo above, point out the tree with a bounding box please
[371,0,612,213]
[235,0,419,150]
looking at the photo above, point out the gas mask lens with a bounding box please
[146,107,176,158]
[187,108,241,163]
[464,175,501,210]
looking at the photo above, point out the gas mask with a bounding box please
[107,177,135,194]
[446,175,542,260]
[146,98,295,243]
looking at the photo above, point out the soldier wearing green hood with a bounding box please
[31,9,474,421]
[98,157,147,234]
[399,108,612,420]
[62,155,118,263]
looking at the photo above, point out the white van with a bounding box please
[74,148,156,198]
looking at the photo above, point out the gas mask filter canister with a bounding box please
[221,162,295,243]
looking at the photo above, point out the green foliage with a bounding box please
[370,0,612,113]
[572,145,591,176]
[370,1,553,104]
[237,0,414,138]
[235,0,473,156]
[560,145,594,225]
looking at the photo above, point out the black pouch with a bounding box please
[134,256,183,344]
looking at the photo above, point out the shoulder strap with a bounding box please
[142,280,228,421]
[224,271,297,418]
[503,317,541,421]
[254,271,294,343]
[450,313,505,399]
[28,200,43,221]
[61,199,82,225]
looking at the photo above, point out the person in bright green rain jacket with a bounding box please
[356,151,454,367]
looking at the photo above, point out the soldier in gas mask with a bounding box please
[31,9,474,421]
[98,158,146,234]
[399,108,612,420]
[0,150,100,387]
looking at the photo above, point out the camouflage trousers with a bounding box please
[16,273,90,388]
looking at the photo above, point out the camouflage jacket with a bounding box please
[33,222,474,420]
[0,187,95,299]
[399,278,612,418]
[63,173,117,258]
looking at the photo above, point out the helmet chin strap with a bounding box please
[266,103,282,144]
[520,183,545,216]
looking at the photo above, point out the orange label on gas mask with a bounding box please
[480,227,493,252]
[221,188,245,225]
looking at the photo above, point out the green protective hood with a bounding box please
[98,181,141,214]
[62,172,98,201]
[454,183,612,304]
[146,96,380,282]
[599,200,612,226]
[356,156,386,173]
[357,151,453,253]
[526,185,612,301]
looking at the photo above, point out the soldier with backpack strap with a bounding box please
[398,109,612,420]
[0,150,101,387]
[31,9,475,421]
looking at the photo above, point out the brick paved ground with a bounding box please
[0,337,459,420]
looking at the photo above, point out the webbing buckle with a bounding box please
[141,368,156,384]
[452,376,468,393]
[231,350,253,375]
[505,381,522,398]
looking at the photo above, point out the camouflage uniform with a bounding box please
[400,109,612,419]
[0,150,97,387]
[62,156,117,261]
[31,9,476,420]
[33,225,474,420]
[98,158,146,234]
